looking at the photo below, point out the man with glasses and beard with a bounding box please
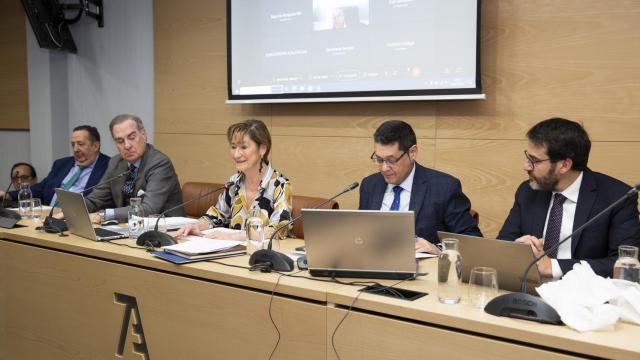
[359,120,482,254]
[498,117,640,278]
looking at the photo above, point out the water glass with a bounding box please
[147,214,166,232]
[468,267,499,308]
[245,207,265,255]
[29,198,43,225]
[613,245,640,283]
[128,197,144,239]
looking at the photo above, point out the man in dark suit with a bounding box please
[83,114,183,223]
[359,120,482,254]
[1,126,109,206]
[498,118,640,278]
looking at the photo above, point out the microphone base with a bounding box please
[0,208,21,220]
[484,292,562,325]
[44,216,68,232]
[136,230,177,248]
[249,249,294,272]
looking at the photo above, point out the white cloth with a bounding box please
[536,261,640,332]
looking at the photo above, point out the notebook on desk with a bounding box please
[437,231,542,293]
[302,209,417,279]
[55,189,128,241]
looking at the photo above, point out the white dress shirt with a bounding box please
[543,171,583,279]
[49,160,98,207]
[380,163,416,211]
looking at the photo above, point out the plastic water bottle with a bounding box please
[613,245,640,283]
[17,183,33,219]
[245,206,264,255]
[438,238,462,304]
[128,197,145,240]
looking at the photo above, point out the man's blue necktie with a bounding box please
[390,185,403,211]
[122,164,138,198]
[544,193,566,258]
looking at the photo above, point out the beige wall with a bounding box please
[154,0,640,237]
[0,0,28,129]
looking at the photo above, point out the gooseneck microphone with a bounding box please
[485,182,640,324]
[1,170,17,208]
[44,169,132,232]
[249,182,359,272]
[135,182,233,247]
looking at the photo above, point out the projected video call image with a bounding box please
[312,0,370,31]
[230,0,478,97]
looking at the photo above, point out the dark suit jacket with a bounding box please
[85,144,184,222]
[359,162,482,243]
[498,170,640,278]
[9,153,110,205]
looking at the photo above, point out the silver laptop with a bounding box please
[437,231,542,293]
[302,209,417,279]
[55,189,128,241]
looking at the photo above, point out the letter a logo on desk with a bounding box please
[114,292,151,360]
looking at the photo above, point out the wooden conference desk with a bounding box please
[1,224,639,359]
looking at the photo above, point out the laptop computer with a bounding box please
[302,209,417,279]
[55,189,128,241]
[437,231,542,293]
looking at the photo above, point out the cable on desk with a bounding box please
[104,239,151,250]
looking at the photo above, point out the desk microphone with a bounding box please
[485,182,640,324]
[136,182,233,247]
[249,181,359,272]
[0,172,21,227]
[43,169,131,232]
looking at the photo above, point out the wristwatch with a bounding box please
[98,209,106,222]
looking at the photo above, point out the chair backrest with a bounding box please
[470,209,479,226]
[181,182,225,217]
[181,182,340,238]
[292,195,339,239]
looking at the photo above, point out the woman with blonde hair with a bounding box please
[175,119,292,240]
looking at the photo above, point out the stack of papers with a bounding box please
[162,238,246,259]
[143,216,199,230]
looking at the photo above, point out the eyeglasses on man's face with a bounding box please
[524,150,550,169]
[11,174,33,182]
[371,150,408,167]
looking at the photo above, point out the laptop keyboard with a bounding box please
[95,227,126,238]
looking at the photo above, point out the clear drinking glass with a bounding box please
[613,245,640,283]
[468,266,499,308]
[245,206,264,255]
[147,214,166,232]
[438,238,462,304]
[29,198,43,226]
[128,197,144,239]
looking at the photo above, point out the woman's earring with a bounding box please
[259,157,264,173]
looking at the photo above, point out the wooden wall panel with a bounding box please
[435,139,527,237]
[271,102,436,138]
[155,0,640,236]
[155,133,235,185]
[0,0,28,129]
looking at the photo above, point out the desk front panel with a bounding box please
[0,240,326,360]
[327,259,640,359]
[326,306,582,360]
